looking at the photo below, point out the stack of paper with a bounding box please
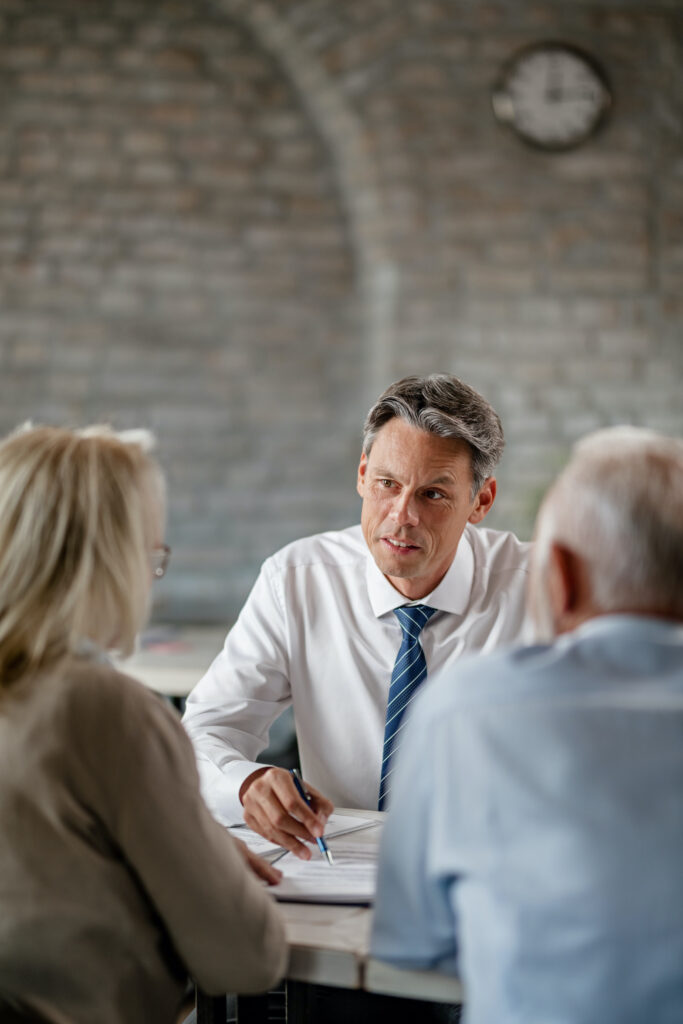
[272,840,378,904]
[227,812,381,904]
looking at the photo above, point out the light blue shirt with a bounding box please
[371,615,683,1024]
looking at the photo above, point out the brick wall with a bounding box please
[1,0,681,621]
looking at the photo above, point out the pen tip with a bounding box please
[326,850,335,866]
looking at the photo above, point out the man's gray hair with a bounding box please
[362,374,505,496]
[537,426,683,617]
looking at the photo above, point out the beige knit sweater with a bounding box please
[0,652,287,1024]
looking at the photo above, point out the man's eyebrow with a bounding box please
[371,467,458,486]
[426,475,458,486]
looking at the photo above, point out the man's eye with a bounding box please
[424,489,445,500]
[378,478,394,488]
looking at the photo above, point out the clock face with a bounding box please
[492,43,612,150]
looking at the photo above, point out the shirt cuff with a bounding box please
[196,756,272,826]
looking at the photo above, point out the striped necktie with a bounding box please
[378,604,437,810]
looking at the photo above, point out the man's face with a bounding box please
[357,417,495,600]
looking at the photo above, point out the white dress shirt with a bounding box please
[183,522,530,823]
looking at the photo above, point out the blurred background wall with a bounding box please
[1,0,681,624]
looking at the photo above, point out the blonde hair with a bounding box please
[0,424,164,688]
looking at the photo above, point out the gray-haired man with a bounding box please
[183,374,530,854]
[372,426,683,1024]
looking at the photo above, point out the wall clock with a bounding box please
[491,42,612,151]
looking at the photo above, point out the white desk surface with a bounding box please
[282,809,379,988]
[365,958,463,1004]
[281,809,463,1005]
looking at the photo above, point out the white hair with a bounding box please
[535,426,683,618]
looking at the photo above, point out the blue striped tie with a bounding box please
[378,604,437,810]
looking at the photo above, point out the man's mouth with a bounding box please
[381,537,420,552]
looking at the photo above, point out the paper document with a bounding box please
[228,828,282,859]
[272,840,378,904]
[229,812,377,860]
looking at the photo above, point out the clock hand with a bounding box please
[545,54,563,103]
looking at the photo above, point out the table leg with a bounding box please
[195,989,226,1024]
[236,993,270,1023]
[285,982,462,1024]
[286,980,316,1024]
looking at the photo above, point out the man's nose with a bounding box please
[389,491,419,527]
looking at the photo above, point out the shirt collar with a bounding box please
[568,613,683,646]
[365,526,475,618]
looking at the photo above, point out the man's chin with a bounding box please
[373,551,424,580]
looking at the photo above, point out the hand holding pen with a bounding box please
[290,769,334,866]
[239,764,334,861]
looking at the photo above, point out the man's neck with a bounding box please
[384,573,446,602]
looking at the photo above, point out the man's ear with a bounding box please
[356,452,368,499]
[468,477,497,525]
[547,542,582,622]
[549,542,598,634]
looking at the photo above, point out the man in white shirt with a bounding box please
[183,374,530,856]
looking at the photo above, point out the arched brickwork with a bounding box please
[1,0,682,618]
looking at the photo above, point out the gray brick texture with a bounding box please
[0,0,681,621]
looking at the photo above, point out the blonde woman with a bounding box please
[0,425,286,1024]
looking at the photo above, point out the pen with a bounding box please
[290,768,334,866]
